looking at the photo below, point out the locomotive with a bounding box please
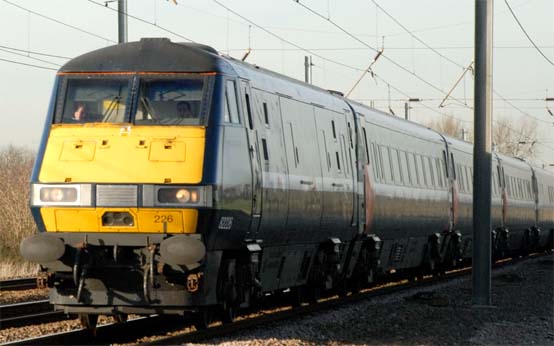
[20,38,554,329]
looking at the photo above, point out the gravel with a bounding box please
[0,287,48,305]
[0,314,123,343]
[1,255,551,346]
[191,254,553,346]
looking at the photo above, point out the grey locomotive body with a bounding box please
[21,38,554,328]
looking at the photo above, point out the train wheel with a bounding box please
[220,300,238,324]
[114,313,128,323]
[291,286,305,307]
[306,284,321,304]
[193,306,212,330]
[219,259,239,324]
[351,279,362,294]
[336,279,349,298]
[79,313,98,330]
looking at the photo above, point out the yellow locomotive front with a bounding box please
[20,39,234,328]
[36,72,211,235]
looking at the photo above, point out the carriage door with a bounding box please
[437,133,456,232]
[239,79,262,236]
[530,167,539,228]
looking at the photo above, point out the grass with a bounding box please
[0,145,38,279]
[0,259,39,279]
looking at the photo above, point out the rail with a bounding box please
[0,278,37,291]
[4,252,550,346]
[0,300,65,328]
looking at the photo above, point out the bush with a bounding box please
[0,146,37,261]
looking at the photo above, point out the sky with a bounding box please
[0,0,553,169]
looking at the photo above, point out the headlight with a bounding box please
[31,184,92,206]
[158,188,199,204]
[143,185,212,207]
[40,187,78,203]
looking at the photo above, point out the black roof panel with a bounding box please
[60,38,230,73]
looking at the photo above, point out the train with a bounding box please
[20,38,554,329]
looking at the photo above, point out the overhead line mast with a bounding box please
[118,0,127,43]
[472,0,493,306]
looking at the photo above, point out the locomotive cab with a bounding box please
[21,38,253,326]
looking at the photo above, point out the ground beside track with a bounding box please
[0,287,47,305]
[189,254,553,346]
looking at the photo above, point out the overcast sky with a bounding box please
[0,0,552,168]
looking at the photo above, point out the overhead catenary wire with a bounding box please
[209,0,464,124]
[0,44,71,60]
[370,0,465,69]
[0,47,61,67]
[211,0,369,73]
[370,0,553,125]
[0,57,57,71]
[503,0,554,67]
[292,0,553,153]
[222,46,554,51]
[293,0,472,108]
[0,0,116,43]
[212,0,552,153]
[87,0,195,43]
[3,1,549,155]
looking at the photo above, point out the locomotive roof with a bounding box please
[60,38,234,73]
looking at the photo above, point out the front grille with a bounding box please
[96,185,138,207]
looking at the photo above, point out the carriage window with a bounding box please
[404,152,412,185]
[427,157,436,188]
[347,122,353,148]
[457,164,465,192]
[380,146,393,183]
[261,138,269,161]
[388,148,396,183]
[135,78,207,125]
[289,123,299,167]
[363,128,370,163]
[378,145,385,180]
[245,93,254,130]
[442,151,449,178]
[394,149,404,184]
[370,143,380,181]
[224,80,240,124]
[263,102,270,126]
[460,166,469,192]
[506,176,512,196]
[492,172,498,196]
[466,167,472,192]
[341,136,350,176]
[370,143,378,180]
[412,153,420,186]
[419,155,428,186]
[59,78,130,123]
[321,130,331,171]
[435,159,443,187]
[450,153,457,179]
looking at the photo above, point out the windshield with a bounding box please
[136,78,206,125]
[59,78,129,123]
[55,75,212,125]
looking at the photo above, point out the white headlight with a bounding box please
[149,185,211,207]
[31,184,92,206]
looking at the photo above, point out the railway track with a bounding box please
[0,300,66,329]
[4,252,549,346]
[2,315,181,346]
[0,278,37,291]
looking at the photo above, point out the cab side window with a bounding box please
[224,80,240,124]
